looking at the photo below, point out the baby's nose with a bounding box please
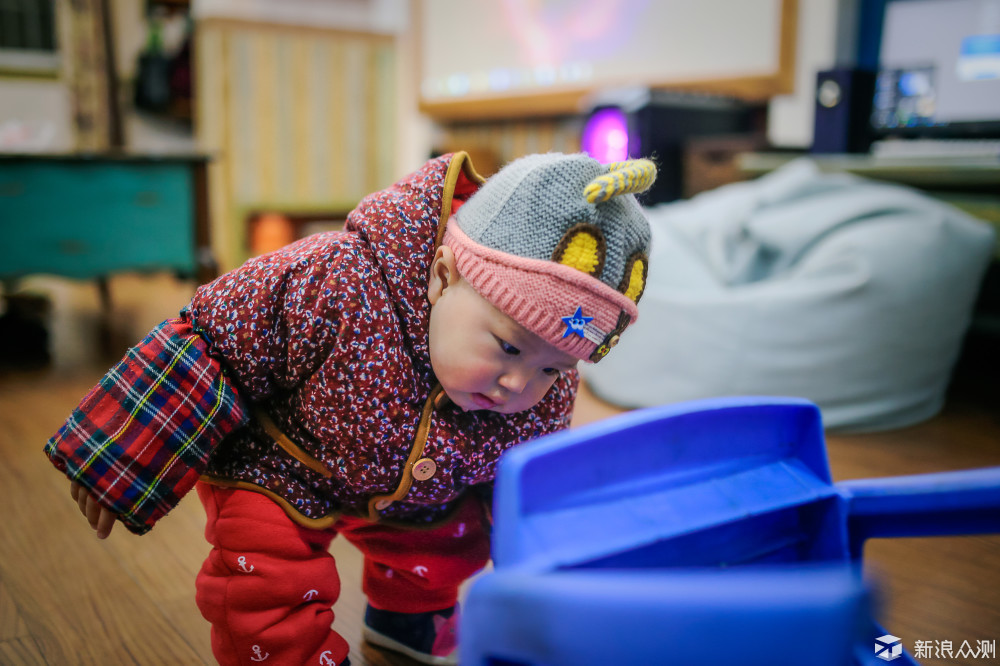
[498,368,531,394]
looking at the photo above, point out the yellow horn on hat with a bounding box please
[583,158,657,204]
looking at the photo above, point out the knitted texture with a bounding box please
[585,159,658,203]
[444,222,638,362]
[452,152,654,362]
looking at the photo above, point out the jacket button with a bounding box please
[374,499,392,510]
[412,457,437,481]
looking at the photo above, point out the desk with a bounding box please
[738,152,1000,244]
[0,154,216,285]
[739,152,1000,187]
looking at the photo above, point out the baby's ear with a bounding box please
[427,245,457,305]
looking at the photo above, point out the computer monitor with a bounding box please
[871,0,1000,139]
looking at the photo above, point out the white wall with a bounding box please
[767,0,840,147]
[0,1,73,154]
[0,78,74,152]
[0,0,193,154]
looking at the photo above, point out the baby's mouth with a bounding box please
[470,392,498,410]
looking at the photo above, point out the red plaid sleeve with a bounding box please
[44,317,247,535]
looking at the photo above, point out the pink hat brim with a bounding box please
[443,219,639,362]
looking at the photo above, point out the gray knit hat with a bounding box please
[445,152,655,362]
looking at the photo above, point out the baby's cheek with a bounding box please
[521,377,558,410]
[472,357,504,383]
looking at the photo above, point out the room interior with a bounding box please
[1,0,998,664]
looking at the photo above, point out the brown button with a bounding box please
[412,457,437,481]
[608,334,621,348]
[374,499,392,511]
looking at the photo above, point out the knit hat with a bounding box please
[447,152,655,363]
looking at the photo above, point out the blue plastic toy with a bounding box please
[460,397,1000,666]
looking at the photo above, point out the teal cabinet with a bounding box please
[0,155,215,283]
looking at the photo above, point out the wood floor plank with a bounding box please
[0,637,47,666]
[822,394,1000,665]
[0,382,210,665]
[0,578,29,643]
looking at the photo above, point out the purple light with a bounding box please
[581,107,631,162]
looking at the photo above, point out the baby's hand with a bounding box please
[70,481,117,539]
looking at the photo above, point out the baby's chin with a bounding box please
[447,389,526,414]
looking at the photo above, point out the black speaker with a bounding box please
[583,91,766,205]
[811,68,876,154]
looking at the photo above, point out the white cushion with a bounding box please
[582,159,996,432]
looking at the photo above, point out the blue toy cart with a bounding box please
[460,397,1000,666]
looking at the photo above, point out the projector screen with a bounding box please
[418,0,795,120]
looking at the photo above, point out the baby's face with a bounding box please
[427,264,578,414]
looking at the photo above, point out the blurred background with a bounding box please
[0,0,935,269]
[3,0,997,422]
[1,0,996,264]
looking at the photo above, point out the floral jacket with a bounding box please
[45,153,579,535]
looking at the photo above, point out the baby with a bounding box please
[48,151,655,665]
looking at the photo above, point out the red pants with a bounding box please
[195,482,491,666]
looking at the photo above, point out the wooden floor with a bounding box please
[0,274,997,665]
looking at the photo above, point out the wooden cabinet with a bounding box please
[0,154,215,284]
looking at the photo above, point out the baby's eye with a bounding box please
[497,338,520,356]
[542,367,560,377]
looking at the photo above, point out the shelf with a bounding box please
[739,152,1000,189]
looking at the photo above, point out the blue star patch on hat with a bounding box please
[561,306,593,339]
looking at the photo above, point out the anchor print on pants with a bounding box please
[250,645,269,661]
[237,555,255,573]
